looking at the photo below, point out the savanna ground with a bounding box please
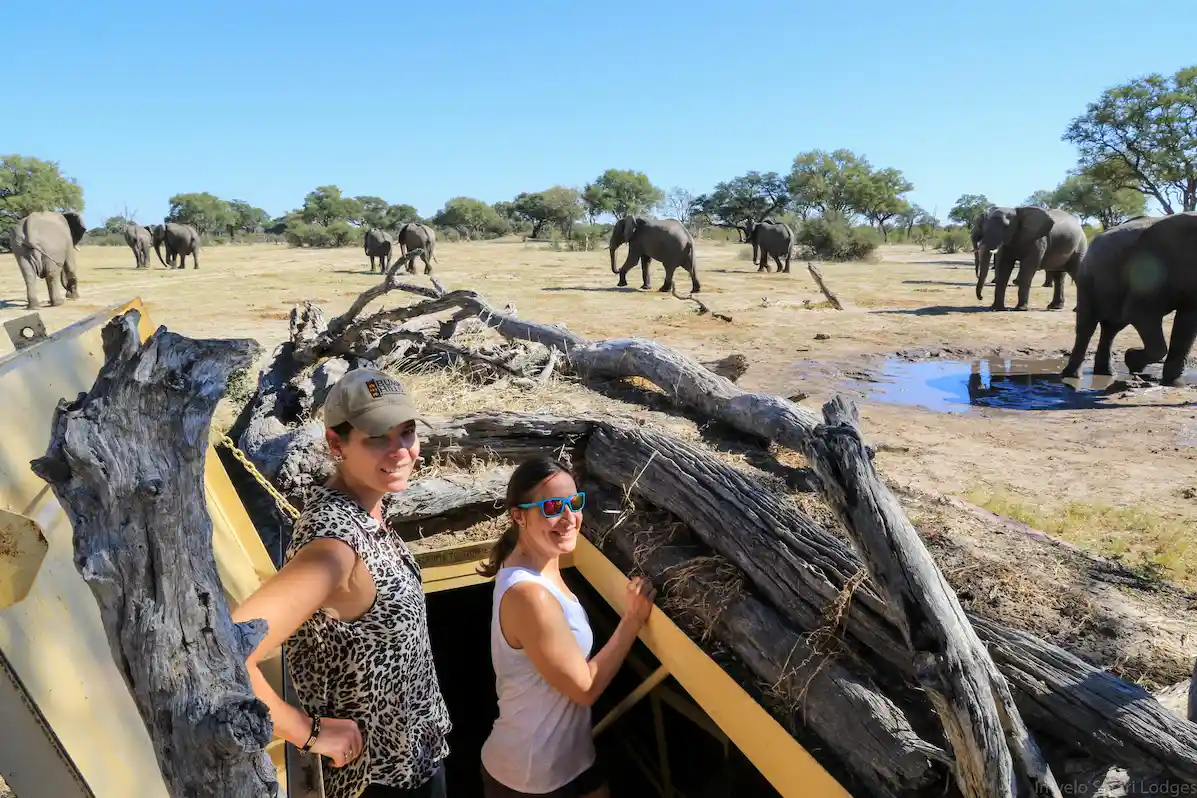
[3,237,1197,695]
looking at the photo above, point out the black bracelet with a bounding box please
[299,714,322,752]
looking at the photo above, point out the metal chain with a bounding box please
[216,435,300,521]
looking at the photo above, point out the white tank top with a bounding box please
[480,565,597,793]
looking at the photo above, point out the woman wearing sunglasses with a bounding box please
[477,456,656,797]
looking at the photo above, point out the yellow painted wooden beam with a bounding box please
[571,536,851,798]
[592,664,670,737]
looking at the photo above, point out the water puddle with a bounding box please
[853,357,1131,413]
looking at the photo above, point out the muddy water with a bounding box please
[853,357,1127,412]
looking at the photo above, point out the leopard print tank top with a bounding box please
[284,484,451,797]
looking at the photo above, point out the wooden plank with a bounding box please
[570,535,851,798]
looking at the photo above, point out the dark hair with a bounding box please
[477,455,573,578]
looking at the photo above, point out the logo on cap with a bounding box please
[365,376,405,399]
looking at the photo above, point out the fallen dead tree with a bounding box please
[30,312,277,797]
[223,266,1197,797]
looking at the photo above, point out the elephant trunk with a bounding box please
[975,244,993,300]
[608,231,620,273]
[152,239,169,268]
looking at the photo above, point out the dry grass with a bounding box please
[5,237,1197,594]
[963,485,1196,587]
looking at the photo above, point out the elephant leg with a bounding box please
[1047,272,1065,311]
[615,249,639,287]
[783,249,791,273]
[1063,298,1100,377]
[1011,253,1042,311]
[18,255,41,309]
[192,248,199,269]
[641,255,653,290]
[62,255,79,300]
[1092,321,1123,376]
[1161,308,1197,387]
[369,255,375,272]
[989,253,1018,310]
[1124,311,1168,375]
[659,261,678,293]
[44,267,65,307]
[422,249,432,275]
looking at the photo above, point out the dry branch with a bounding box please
[29,310,276,798]
[806,261,844,310]
[806,397,1060,798]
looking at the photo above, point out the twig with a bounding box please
[670,283,732,322]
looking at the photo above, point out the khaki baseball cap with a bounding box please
[322,368,426,436]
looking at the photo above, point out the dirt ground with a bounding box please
[3,236,1196,688]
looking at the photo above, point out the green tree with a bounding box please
[0,155,85,247]
[432,197,508,239]
[513,187,583,238]
[383,204,421,230]
[948,194,991,226]
[1063,65,1197,213]
[852,167,913,240]
[582,169,663,219]
[787,149,872,218]
[1051,164,1147,230]
[1023,189,1055,208]
[692,171,789,241]
[300,185,362,226]
[354,196,390,229]
[167,192,235,236]
[226,199,271,235]
[104,215,131,234]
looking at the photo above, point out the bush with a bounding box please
[794,216,879,261]
[937,228,971,253]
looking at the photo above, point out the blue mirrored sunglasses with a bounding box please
[517,492,586,518]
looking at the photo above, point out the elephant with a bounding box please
[150,222,200,269]
[1061,212,1197,387]
[750,220,793,273]
[9,210,85,309]
[971,210,1053,288]
[124,223,152,268]
[363,228,393,273]
[975,206,1087,310]
[609,216,700,293]
[396,222,437,274]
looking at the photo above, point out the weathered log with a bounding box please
[385,467,511,527]
[582,419,1197,786]
[806,397,1060,798]
[29,310,276,798]
[582,482,949,798]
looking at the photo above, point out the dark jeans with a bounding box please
[480,760,606,797]
[359,761,446,798]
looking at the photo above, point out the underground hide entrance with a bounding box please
[424,569,781,797]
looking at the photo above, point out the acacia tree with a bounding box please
[787,149,872,219]
[1063,66,1197,213]
[691,171,789,241]
[513,187,583,238]
[853,167,914,240]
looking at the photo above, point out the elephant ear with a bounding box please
[63,212,87,246]
[624,215,639,239]
[1016,206,1054,245]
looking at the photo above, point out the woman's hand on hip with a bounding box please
[311,717,365,768]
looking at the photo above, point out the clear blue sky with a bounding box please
[7,0,1193,225]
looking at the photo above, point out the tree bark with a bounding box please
[581,419,1197,787]
[582,482,950,798]
[805,397,1059,798]
[29,309,277,798]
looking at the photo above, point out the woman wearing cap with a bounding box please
[476,455,656,797]
[232,367,451,798]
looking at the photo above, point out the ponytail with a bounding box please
[477,523,520,578]
[476,454,573,579]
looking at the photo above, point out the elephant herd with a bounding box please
[363,222,438,275]
[966,204,1197,387]
[603,216,793,296]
